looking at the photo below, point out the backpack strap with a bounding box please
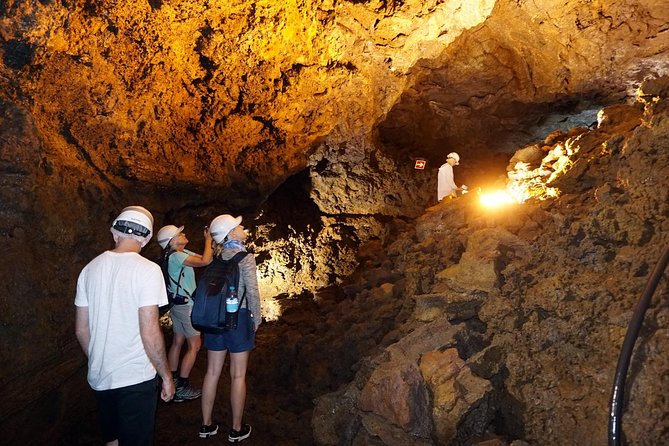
[229,251,249,264]
[169,266,188,298]
[165,251,191,298]
[227,251,249,307]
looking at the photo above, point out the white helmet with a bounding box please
[447,152,460,165]
[210,214,242,243]
[156,225,184,249]
[111,206,153,238]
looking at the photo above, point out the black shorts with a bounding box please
[93,376,158,445]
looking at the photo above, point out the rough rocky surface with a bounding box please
[58,83,669,445]
[2,0,668,198]
[2,0,669,444]
[309,83,669,444]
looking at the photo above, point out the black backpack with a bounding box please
[191,252,248,334]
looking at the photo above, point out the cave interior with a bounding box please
[1,0,669,445]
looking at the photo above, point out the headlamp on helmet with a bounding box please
[111,206,154,239]
[112,220,151,238]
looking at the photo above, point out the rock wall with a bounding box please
[1,0,669,443]
[379,0,669,158]
[311,80,669,444]
[3,1,667,197]
[3,0,485,196]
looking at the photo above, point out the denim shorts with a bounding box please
[203,308,255,353]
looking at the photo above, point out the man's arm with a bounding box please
[75,306,91,358]
[138,305,175,401]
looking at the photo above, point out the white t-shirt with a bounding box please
[437,163,458,200]
[75,251,168,391]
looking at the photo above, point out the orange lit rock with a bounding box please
[2,1,669,444]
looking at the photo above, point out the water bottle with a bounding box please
[226,286,239,312]
[224,286,239,330]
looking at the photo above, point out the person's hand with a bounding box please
[204,226,212,241]
[161,375,176,402]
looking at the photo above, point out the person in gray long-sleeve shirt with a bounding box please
[218,247,262,330]
[198,214,261,442]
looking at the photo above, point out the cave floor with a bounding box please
[154,327,314,446]
[66,325,315,446]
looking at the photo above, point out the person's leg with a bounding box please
[201,349,227,426]
[94,388,120,444]
[179,332,202,379]
[178,303,201,382]
[168,331,186,374]
[116,377,159,446]
[229,351,250,431]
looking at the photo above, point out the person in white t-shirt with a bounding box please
[75,206,175,445]
[437,152,462,201]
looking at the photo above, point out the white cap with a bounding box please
[156,225,184,249]
[110,206,154,248]
[447,152,460,165]
[210,214,242,243]
[111,206,153,237]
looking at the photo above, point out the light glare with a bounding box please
[479,190,518,208]
[478,133,584,210]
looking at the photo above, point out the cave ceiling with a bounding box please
[1,3,669,440]
[1,0,669,208]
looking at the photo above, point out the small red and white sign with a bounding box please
[414,159,427,170]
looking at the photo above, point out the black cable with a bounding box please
[609,246,669,445]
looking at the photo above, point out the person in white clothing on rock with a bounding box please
[437,152,462,201]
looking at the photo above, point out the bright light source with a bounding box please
[478,133,584,210]
[479,190,519,209]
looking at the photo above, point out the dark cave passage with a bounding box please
[2,1,669,445]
